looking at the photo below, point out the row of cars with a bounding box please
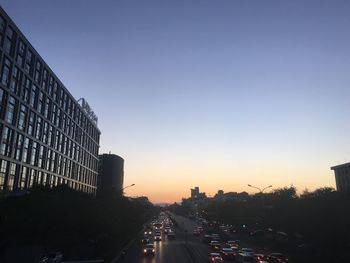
[142,213,176,256]
[192,228,288,263]
[208,243,288,263]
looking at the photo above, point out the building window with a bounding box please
[5,96,16,125]
[38,144,45,168]
[22,137,30,163]
[17,104,28,131]
[16,39,26,66]
[42,69,48,90]
[10,66,23,96]
[44,97,50,119]
[4,26,16,56]
[27,111,35,136]
[30,141,38,166]
[0,159,8,190]
[37,91,44,114]
[0,126,14,157]
[20,166,28,189]
[34,60,42,83]
[35,116,42,140]
[24,49,34,75]
[0,88,7,120]
[14,132,24,161]
[22,77,31,103]
[29,169,36,188]
[0,15,6,46]
[1,57,11,86]
[29,84,38,109]
[7,162,17,191]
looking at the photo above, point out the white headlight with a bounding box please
[143,249,147,253]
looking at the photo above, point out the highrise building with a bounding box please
[191,186,199,199]
[97,154,124,198]
[331,163,350,192]
[0,7,100,194]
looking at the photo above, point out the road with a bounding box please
[117,214,211,263]
[116,213,285,263]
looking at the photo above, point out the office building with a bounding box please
[0,7,100,194]
[331,163,350,192]
[191,186,199,199]
[97,154,124,197]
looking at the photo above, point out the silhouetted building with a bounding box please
[0,7,100,194]
[191,186,199,199]
[97,154,124,197]
[331,163,350,192]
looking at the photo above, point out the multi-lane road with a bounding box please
[117,213,289,263]
[118,214,211,263]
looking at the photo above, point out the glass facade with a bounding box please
[0,7,100,194]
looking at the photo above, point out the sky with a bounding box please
[2,0,350,203]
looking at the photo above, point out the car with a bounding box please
[239,248,254,255]
[167,231,175,239]
[226,240,239,249]
[154,234,162,241]
[237,248,255,262]
[141,237,150,244]
[143,243,155,256]
[210,241,222,251]
[193,229,200,236]
[209,252,224,262]
[164,225,171,233]
[38,252,63,263]
[211,233,221,241]
[144,228,152,235]
[254,254,268,263]
[266,253,288,263]
[220,247,236,260]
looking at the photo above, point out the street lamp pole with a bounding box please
[120,183,135,196]
[247,184,273,207]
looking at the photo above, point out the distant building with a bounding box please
[97,154,124,197]
[0,7,100,194]
[331,163,350,192]
[191,186,199,199]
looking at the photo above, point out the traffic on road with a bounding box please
[118,211,289,263]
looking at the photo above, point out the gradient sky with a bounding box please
[2,0,350,203]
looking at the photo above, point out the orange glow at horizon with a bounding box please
[123,163,336,204]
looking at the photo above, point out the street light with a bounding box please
[122,183,135,191]
[247,184,272,193]
[247,184,273,208]
[120,183,135,196]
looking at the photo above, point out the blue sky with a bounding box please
[2,0,350,202]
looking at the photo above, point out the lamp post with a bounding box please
[247,184,272,208]
[121,183,135,196]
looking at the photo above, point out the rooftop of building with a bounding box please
[331,162,350,170]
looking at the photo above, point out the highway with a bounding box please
[117,214,211,263]
[116,213,285,263]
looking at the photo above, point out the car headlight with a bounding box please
[152,249,155,252]
[144,249,147,253]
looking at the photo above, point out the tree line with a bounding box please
[0,185,157,263]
